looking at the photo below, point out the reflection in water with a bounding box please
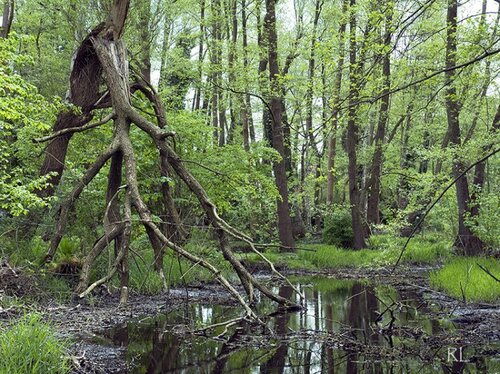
[95,277,498,373]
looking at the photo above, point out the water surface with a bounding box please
[95,276,499,373]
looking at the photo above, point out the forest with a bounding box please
[0,0,499,372]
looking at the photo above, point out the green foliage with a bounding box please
[0,313,70,374]
[430,257,500,303]
[0,35,60,216]
[322,206,354,248]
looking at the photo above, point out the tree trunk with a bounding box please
[193,0,206,110]
[346,0,366,249]
[471,104,500,216]
[37,25,112,198]
[366,1,393,225]
[445,0,483,255]
[326,0,348,206]
[1,0,14,38]
[265,0,295,251]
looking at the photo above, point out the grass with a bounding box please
[124,239,233,294]
[0,313,70,374]
[298,233,452,269]
[237,234,452,271]
[430,257,500,303]
[237,251,317,270]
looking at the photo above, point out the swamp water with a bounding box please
[92,276,499,373]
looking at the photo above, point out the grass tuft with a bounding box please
[0,313,70,374]
[430,257,500,303]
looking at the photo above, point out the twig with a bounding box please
[476,262,500,283]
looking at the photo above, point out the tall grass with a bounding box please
[430,257,500,303]
[0,313,70,374]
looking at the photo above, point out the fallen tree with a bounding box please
[37,0,301,318]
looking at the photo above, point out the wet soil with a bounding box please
[1,265,499,373]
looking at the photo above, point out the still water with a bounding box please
[94,276,499,373]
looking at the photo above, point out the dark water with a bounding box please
[95,277,499,373]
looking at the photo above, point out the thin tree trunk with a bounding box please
[241,0,254,148]
[193,0,206,110]
[139,0,151,83]
[471,103,500,216]
[226,0,238,144]
[326,0,348,206]
[366,1,393,224]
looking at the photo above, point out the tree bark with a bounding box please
[241,0,252,150]
[326,0,348,205]
[346,0,366,249]
[445,0,484,255]
[1,0,14,38]
[366,1,393,225]
[265,0,295,251]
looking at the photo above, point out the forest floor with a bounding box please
[1,265,499,373]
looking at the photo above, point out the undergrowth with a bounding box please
[0,313,70,374]
[430,257,500,303]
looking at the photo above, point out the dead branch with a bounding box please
[33,112,115,143]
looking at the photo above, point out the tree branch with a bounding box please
[33,112,115,143]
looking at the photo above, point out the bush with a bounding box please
[323,209,354,248]
[0,313,70,374]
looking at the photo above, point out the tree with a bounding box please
[265,0,295,251]
[1,0,14,38]
[366,0,393,225]
[346,0,366,249]
[445,0,484,255]
[39,0,299,313]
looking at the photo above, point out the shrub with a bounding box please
[323,209,354,248]
[0,313,70,374]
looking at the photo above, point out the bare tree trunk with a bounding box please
[366,1,393,225]
[346,0,366,249]
[265,0,295,251]
[48,0,300,313]
[326,0,348,206]
[445,0,483,255]
[193,0,206,110]
[1,0,14,38]
[241,0,252,150]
